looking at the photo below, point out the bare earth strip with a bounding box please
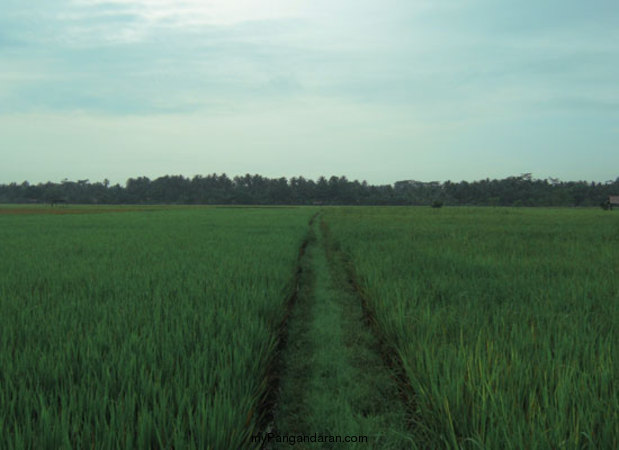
[0,206,160,215]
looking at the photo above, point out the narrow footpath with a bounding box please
[268,217,413,449]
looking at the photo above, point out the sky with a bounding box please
[1,0,618,186]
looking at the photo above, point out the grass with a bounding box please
[324,207,618,449]
[0,207,314,449]
[273,219,411,449]
[2,204,616,449]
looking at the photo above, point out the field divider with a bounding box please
[252,212,319,443]
[319,217,423,436]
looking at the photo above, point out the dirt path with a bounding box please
[264,216,413,449]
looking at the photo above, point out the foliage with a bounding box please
[0,207,312,449]
[1,205,618,448]
[324,207,618,449]
[275,222,411,448]
[1,174,618,206]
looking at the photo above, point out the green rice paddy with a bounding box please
[0,207,312,449]
[0,206,616,449]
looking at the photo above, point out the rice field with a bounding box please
[1,205,617,449]
[0,207,312,449]
[324,207,618,449]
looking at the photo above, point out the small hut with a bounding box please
[609,196,619,209]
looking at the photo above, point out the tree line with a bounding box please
[1,173,617,207]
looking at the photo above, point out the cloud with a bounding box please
[2,0,617,117]
[69,0,308,35]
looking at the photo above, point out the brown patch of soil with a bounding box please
[0,207,154,215]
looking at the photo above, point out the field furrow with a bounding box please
[267,217,413,449]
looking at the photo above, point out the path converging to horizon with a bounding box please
[262,215,414,449]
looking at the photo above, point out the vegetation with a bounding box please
[324,207,618,448]
[273,220,411,449]
[1,205,617,448]
[1,173,618,206]
[0,207,313,449]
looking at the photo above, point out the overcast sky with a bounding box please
[1,0,618,185]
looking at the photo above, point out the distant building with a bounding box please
[394,180,441,189]
[610,196,619,207]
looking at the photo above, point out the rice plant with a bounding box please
[0,207,313,449]
[324,207,618,449]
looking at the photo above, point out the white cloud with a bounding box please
[72,0,308,26]
[1,0,617,184]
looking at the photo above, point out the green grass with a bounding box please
[0,207,314,449]
[324,207,618,449]
[273,220,411,449]
[2,205,616,449]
